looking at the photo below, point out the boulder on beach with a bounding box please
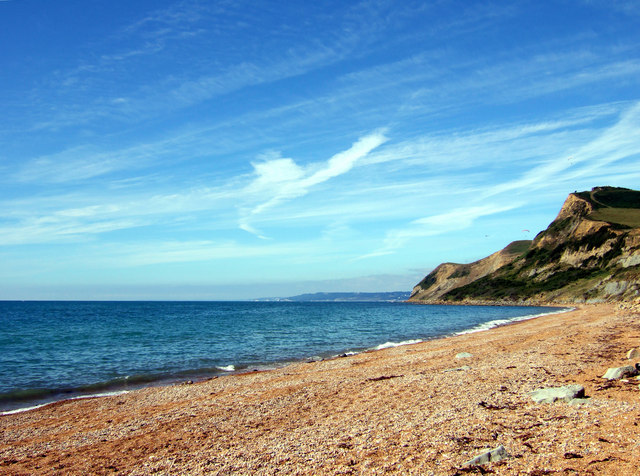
[529,384,585,404]
[455,352,473,359]
[601,365,638,380]
[626,348,640,359]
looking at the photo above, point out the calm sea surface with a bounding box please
[0,301,566,412]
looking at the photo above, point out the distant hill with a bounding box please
[410,187,640,304]
[256,292,411,302]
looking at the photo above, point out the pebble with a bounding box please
[463,445,510,466]
[443,365,471,372]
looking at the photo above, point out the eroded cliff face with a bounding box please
[410,187,640,304]
[409,241,531,301]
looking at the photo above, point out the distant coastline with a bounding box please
[254,291,411,302]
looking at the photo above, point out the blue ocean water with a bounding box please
[0,301,565,412]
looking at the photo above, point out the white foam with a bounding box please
[68,390,130,401]
[1,403,49,416]
[0,390,130,416]
[216,365,235,372]
[456,307,574,336]
[373,339,423,350]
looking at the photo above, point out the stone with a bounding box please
[568,398,593,406]
[464,445,510,466]
[443,365,471,372]
[455,352,473,359]
[627,348,640,359]
[530,384,585,404]
[602,365,638,380]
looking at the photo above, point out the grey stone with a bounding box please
[530,384,585,404]
[626,348,640,359]
[443,365,471,372]
[455,352,473,359]
[602,365,638,380]
[464,445,510,466]
[568,398,593,406]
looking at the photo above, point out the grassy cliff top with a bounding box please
[574,187,640,227]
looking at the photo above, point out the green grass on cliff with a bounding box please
[442,267,610,301]
[504,240,532,256]
[590,188,640,208]
[588,208,640,228]
[574,187,640,227]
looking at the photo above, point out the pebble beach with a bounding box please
[2,303,640,475]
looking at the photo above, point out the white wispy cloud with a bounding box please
[5,99,636,251]
[0,216,146,246]
[23,1,379,135]
[239,131,389,237]
[13,146,134,183]
[484,101,640,197]
[359,203,521,259]
[384,49,640,122]
[103,240,292,266]
[4,98,637,253]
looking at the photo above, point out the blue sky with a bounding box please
[1,0,639,300]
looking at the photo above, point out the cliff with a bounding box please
[409,187,640,304]
[409,241,532,301]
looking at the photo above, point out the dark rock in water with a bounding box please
[602,365,638,380]
[530,384,585,403]
[464,445,510,466]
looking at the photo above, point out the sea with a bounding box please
[0,301,568,414]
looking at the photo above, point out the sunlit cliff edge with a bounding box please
[410,187,640,305]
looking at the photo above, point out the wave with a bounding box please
[456,307,574,335]
[372,339,423,350]
[216,365,235,372]
[0,364,262,414]
[1,390,129,416]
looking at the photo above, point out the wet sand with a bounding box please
[2,303,640,475]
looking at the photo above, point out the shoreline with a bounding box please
[0,304,569,416]
[2,303,639,474]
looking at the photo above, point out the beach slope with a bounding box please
[2,303,640,475]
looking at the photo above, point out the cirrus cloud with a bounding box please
[239,130,388,237]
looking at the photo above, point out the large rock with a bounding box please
[530,384,585,403]
[463,445,510,466]
[455,352,473,359]
[602,365,638,380]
